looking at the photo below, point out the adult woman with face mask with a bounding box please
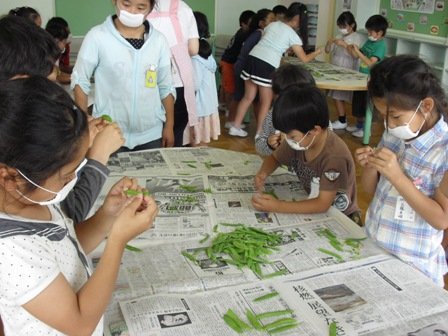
[72,0,176,152]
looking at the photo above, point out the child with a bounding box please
[231,8,275,124]
[253,85,361,224]
[325,11,362,130]
[0,77,158,335]
[0,15,124,222]
[355,55,448,287]
[272,5,287,22]
[8,6,41,26]
[221,10,255,127]
[255,63,315,156]
[148,0,200,147]
[229,2,322,138]
[45,17,72,84]
[46,17,73,75]
[72,0,176,151]
[347,14,388,138]
[191,11,220,145]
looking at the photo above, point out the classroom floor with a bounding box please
[208,98,448,289]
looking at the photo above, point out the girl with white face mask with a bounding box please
[0,77,158,335]
[355,55,448,287]
[325,11,363,131]
[72,0,176,152]
[252,85,361,224]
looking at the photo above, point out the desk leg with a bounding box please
[363,105,372,145]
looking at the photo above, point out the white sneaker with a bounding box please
[352,129,364,138]
[346,125,359,133]
[229,126,248,137]
[331,120,347,130]
[224,121,245,129]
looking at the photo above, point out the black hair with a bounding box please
[286,2,309,49]
[0,77,88,190]
[239,10,255,26]
[46,17,70,41]
[248,9,273,33]
[272,63,315,95]
[0,16,60,81]
[337,11,357,32]
[272,5,287,16]
[368,54,448,120]
[8,6,40,24]
[365,14,388,36]
[272,85,329,133]
[193,11,212,59]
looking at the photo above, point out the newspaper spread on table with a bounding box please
[91,148,448,336]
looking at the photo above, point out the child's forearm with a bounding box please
[275,196,332,214]
[162,94,175,129]
[361,168,379,195]
[74,85,88,114]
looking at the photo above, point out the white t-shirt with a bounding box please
[0,205,103,335]
[148,0,199,87]
[250,21,302,68]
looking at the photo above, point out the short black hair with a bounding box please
[0,15,60,81]
[193,12,212,59]
[273,86,329,134]
[0,77,88,189]
[272,63,315,95]
[239,10,255,26]
[272,5,287,15]
[249,9,273,33]
[365,14,388,36]
[337,11,357,32]
[8,6,40,24]
[46,17,70,41]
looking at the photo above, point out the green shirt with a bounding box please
[359,39,386,74]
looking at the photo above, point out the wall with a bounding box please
[184,0,215,33]
[379,0,448,37]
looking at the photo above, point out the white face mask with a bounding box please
[118,9,145,28]
[368,35,378,42]
[286,132,316,151]
[16,159,87,206]
[386,101,426,140]
[339,28,349,35]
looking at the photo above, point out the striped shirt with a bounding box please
[366,117,448,286]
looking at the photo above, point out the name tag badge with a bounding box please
[145,65,157,88]
[394,196,416,222]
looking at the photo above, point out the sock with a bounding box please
[338,116,346,123]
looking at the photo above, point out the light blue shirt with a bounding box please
[366,117,448,286]
[192,55,218,118]
[249,21,302,68]
[71,16,175,149]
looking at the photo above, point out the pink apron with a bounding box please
[148,0,198,129]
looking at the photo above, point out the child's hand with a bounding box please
[251,193,277,212]
[101,177,139,218]
[267,131,282,150]
[355,146,375,168]
[333,39,344,47]
[367,147,402,181]
[87,122,125,164]
[254,172,268,192]
[109,193,158,246]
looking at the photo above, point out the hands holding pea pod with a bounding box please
[355,146,404,182]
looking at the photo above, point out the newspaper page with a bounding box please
[108,149,170,176]
[119,280,340,336]
[274,256,448,335]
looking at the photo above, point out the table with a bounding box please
[93,148,448,336]
[282,57,374,145]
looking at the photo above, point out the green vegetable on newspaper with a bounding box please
[125,244,142,252]
[124,189,150,197]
